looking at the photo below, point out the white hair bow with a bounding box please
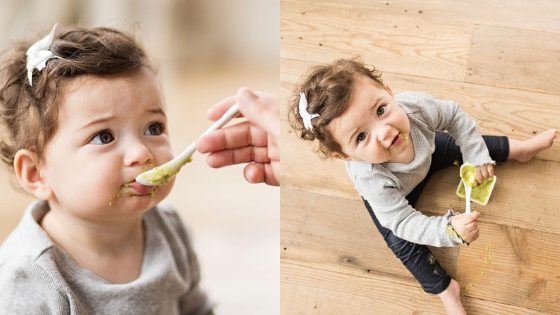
[299,92,319,132]
[26,23,60,86]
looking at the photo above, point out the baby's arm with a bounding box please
[416,93,495,179]
[358,175,465,247]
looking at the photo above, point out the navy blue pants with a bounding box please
[363,132,509,294]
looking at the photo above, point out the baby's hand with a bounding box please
[450,212,481,244]
[475,164,494,185]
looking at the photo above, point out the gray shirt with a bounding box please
[346,92,494,247]
[0,200,213,315]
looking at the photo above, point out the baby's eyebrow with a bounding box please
[347,126,359,146]
[79,116,115,130]
[147,108,166,117]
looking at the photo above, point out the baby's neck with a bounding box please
[40,207,145,284]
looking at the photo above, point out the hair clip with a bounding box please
[299,92,319,132]
[26,23,60,86]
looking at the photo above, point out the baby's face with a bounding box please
[329,76,411,164]
[40,68,174,220]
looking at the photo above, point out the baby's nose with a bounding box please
[377,125,393,143]
[124,139,153,167]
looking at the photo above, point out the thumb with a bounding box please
[237,88,280,144]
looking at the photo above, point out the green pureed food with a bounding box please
[457,176,496,205]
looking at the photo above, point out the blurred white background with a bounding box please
[0,1,279,314]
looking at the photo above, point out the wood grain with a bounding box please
[468,25,560,94]
[282,260,552,315]
[455,222,560,312]
[281,1,472,82]
[298,0,560,33]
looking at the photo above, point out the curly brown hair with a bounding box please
[0,25,152,171]
[287,57,385,158]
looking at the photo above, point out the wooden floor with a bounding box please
[280,1,560,314]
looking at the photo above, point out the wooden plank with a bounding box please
[299,0,560,33]
[281,261,551,315]
[281,1,472,82]
[467,25,560,95]
[281,188,460,285]
[455,222,560,313]
[281,261,448,315]
[280,120,356,199]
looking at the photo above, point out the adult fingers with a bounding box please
[236,88,280,145]
[206,146,270,169]
[244,163,279,186]
[196,121,268,154]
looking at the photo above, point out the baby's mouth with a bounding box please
[127,180,154,195]
[389,133,401,148]
[109,179,158,205]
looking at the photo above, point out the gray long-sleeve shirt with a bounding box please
[346,92,494,247]
[0,200,213,315]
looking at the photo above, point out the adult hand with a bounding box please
[196,88,280,186]
[450,211,481,244]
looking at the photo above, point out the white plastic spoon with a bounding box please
[135,103,240,186]
[459,163,476,214]
[464,183,472,214]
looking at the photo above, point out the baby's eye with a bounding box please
[90,130,114,145]
[145,123,164,136]
[377,105,386,117]
[357,132,367,143]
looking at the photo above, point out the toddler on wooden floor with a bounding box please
[288,58,556,314]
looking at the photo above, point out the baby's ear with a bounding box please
[13,150,53,200]
[332,152,359,162]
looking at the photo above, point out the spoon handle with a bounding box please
[465,186,471,214]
